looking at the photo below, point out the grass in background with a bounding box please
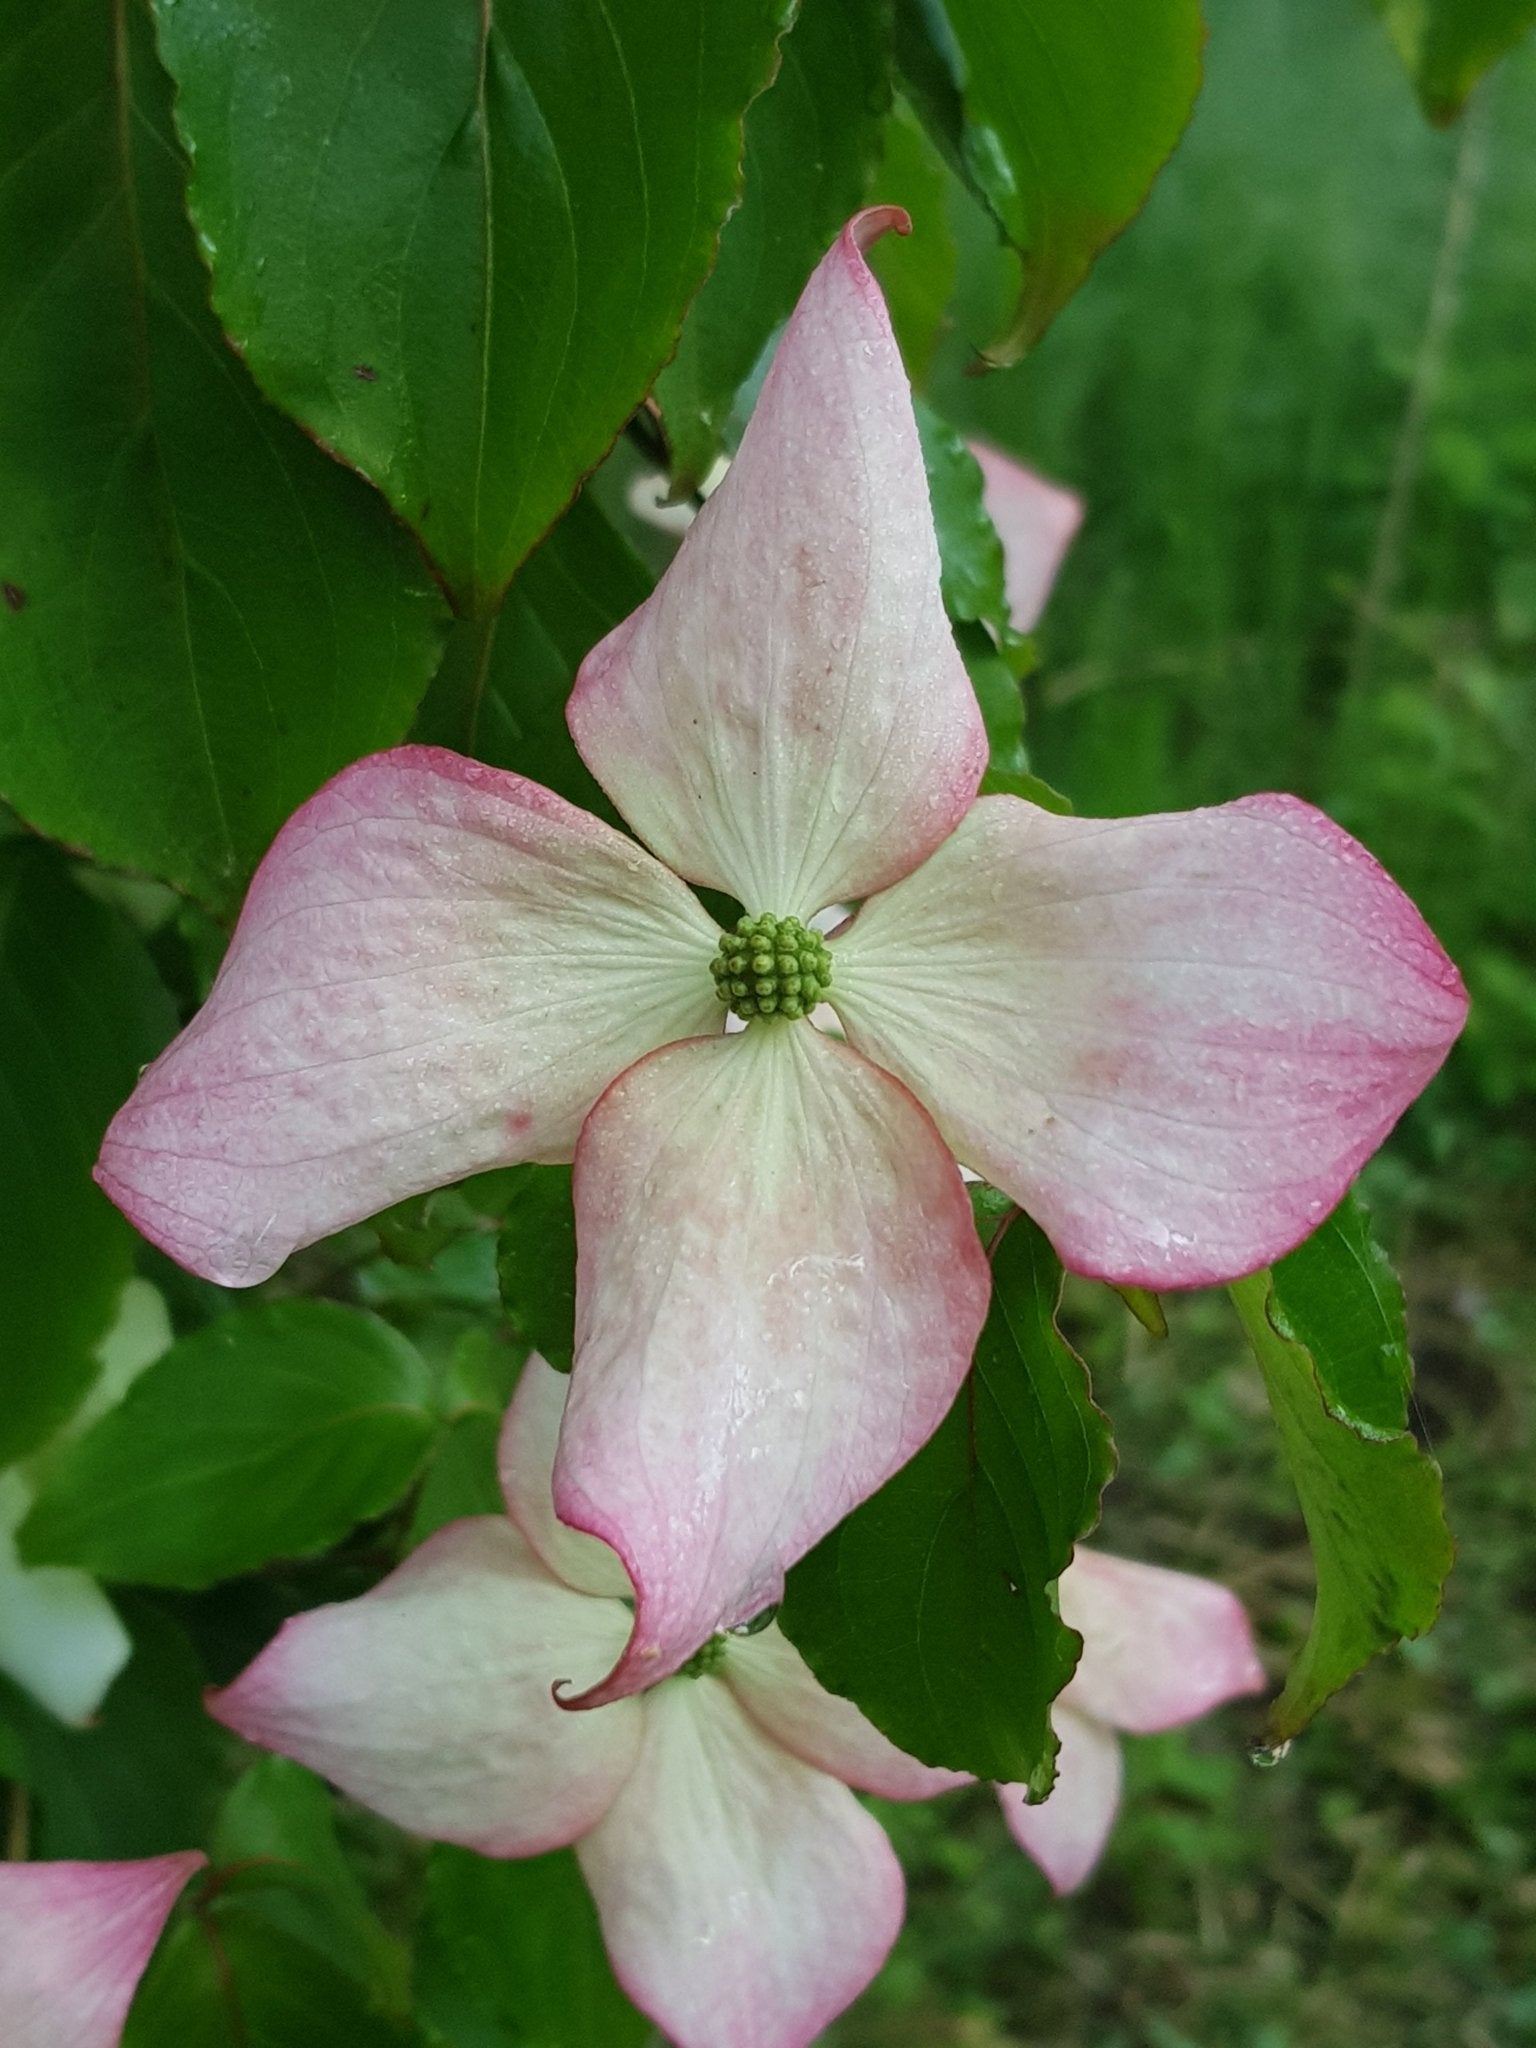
[835,1266,1536,2048]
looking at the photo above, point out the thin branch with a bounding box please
[1345,86,1492,694]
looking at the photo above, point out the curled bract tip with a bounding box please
[848,203,912,253]
[550,1612,674,1715]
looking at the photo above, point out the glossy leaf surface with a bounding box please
[411,493,649,825]
[153,0,793,610]
[865,95,959,383]
[0,0,446,914]
[657,0,892,491]
[911,404,1073,808]
[898,0,1204,358]
[916,400,1016,653]
[779,1211,1114,1787]
[0,846,175,1466]
[1264,1192,1414,1440]
[1232,1217,1453,1743]
[20,1303,435,1588]
[496,1167,579,1375]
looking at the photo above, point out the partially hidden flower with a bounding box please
[998,1549,1265,1894]
[627,450,731,536]
[0,1279,172,1726]
[0,1851,204,2048]
[0,1472,129,1727]
[208,1356,963,2048]
[967,440,1084,633]
[98,208,1466,1708]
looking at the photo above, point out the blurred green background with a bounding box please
[834,0,1536,2041]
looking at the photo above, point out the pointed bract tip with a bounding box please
[0,1851,207,2048]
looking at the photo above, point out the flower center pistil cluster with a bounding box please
[678,1634,728,1679]
[710,913,832,1022]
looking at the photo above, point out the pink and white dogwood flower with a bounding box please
[209,1357,962,2048]
[98,209,1464,1707]
[0,1851,204,2048]
[998,1549,1265,1893]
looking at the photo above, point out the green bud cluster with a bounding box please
[679,1635,728,1680]
[710,913,832,1022]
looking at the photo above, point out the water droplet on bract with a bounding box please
[730,1602,779,1637]
[1249,1737,1293,1769]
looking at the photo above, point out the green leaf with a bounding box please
[657,0,893,492]
[1372,0,1536,122]
[955,619,1072,812]
[19,1301,435,1588]
[1112,1284,1168,1341]
[913,396,1045,798]
[889,0,969,183]
[372,1191,493,1272]
[897,0,1204,360]
[1230,1213,1453,1743]
[439,1324,523,1415]
[916,400,1016,649]
[779,1210,1115,1787]
[963,625,1028,789]
[913,404,1073,810]
[1264,1191,1414,1440]
[967,1179,1016,1245]
[125,1902,420,2048]
[213,1758,407,2002]
[407,1409,507,1549]
[0,0,447,916]
[0,845,175,1466]
[1,1597,227,1858]
[357,1233,503,1320]
[421,1845,648,2048]
[152,0,794,612]
[496,1167,578,1373]
[411,492,650,824]
[865,94,960,384]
